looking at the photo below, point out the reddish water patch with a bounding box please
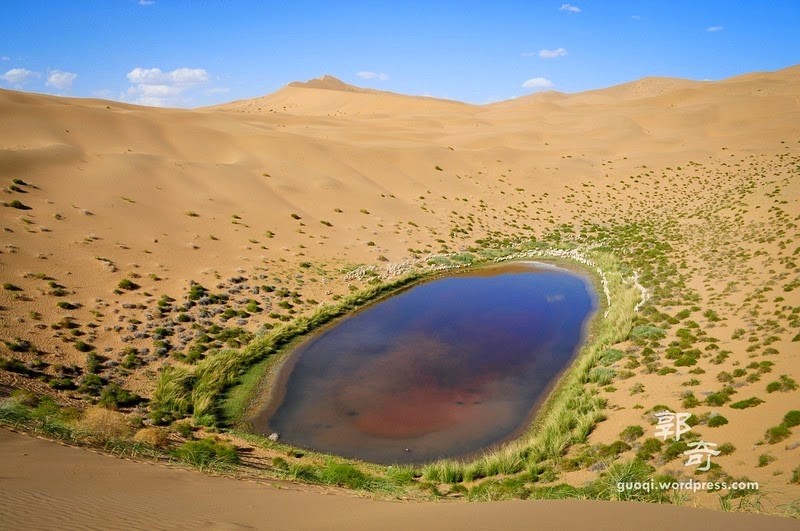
[254,263,596,464]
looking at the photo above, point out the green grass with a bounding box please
[707,414,729,427]
[173,437,239,469]
[729,397,764,410]
[764,424,791,444]
[783,410,800,428]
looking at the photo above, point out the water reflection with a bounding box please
[254,263,596,464]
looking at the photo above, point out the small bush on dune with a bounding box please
[117,278,139,291]
[4,199,31,210]
[707,414,728,427]
[133,427,169,448]
[619,425,644,442]
[783,410,800,428]
[98,383,143,409]
[76,406,131,442]
[319,461,373,490]
[764,425,791,444]
[173,437,239,468]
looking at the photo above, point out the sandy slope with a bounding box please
[1,429,795,530]
[1,65,799,523]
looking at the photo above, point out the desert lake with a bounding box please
[254,263,597,464]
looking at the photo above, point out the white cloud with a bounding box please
[1,56,10,61]
[356,71,389,81]
[521,51,537,57]
[522,77,554,90]
[126,67,208,86]
[0,68,38,86]
[631,15,641,21]
[138,0,155,5]
[538,48,568,59]
[124,66,211,106]
[46,70,78,90]
[706,25,723,32]
[559,4,581,13]
[92,89,114,99]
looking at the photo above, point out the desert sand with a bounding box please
[1,428,796,530]
[1,65,799,526]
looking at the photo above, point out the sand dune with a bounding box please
[1,429,796,530]
[1,65,799,525]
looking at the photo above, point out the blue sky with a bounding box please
[1,1,798,107]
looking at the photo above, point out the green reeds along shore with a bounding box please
[146,243,643,496]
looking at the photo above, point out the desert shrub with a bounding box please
[0,397,32,424]
[48,377,76,390]
[588,367,615,386]
[729,397,763,410]
[764,425,791,444]
[717,443,736,456]
[0,356,33,375]
[636,438,663,461]
[783,410,800,428]
[77,406,131,442]
[74,340,94,353]
[766,374,799,393]
[172,420,194,438]
[599,349,624,366]
[86,352,103,373]
[173,437,239,467]
[662,440,689,461]
[117,278,139,291]
[3,338,32,352]
[150,366,194,423]
[98,383,143,409]
[681,392,699,409]
[121,348,143,369]
[756,454,776,468]
[628,325,666,340]
[4,199,31,210]
[619,425,644,442]
[707,415,729,428]
[188,283,208,301]
[385,465,416,485]
[589,459,659,501]
[705,387,735,406]
[133,427,168,447]
[77,373,106,396]
[319,462,372,490]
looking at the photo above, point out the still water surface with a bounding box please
[255,263,596,464]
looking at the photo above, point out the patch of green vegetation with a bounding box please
[764,424,791,444]
[707,415,729,428]
[766,374,798,393]
[729,397,763,410]
[782,410,800,428]
[99,383,143,409]
[619,425,644,442]
[3,199,31,210]
[173,437,239,469]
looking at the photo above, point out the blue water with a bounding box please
[254,263,596,464]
